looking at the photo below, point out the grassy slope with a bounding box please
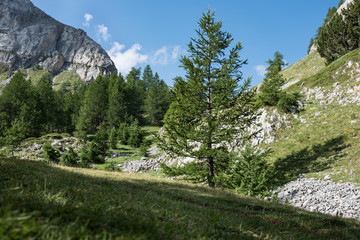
[1,158,360,240]
[266,48,360,184]
[53,71,84,91]
[1,68,84,91]
[281,51,326,85]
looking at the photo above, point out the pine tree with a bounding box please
[0,72,41,137]
[77,75,109,132]
[258,51,286,106]
[317,13,349,64]
[2,118,28,154]
[142,65,154,92]
[0,72,33,128]
[316,0,360,64]
[307,38,315,54]
[35,74,56,132]
[159,10,256,187]
[144,73,170,125]
[125,68,145,120]
[342,0,360,50]
[107,74,128,127]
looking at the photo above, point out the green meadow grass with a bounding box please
[1,158,360,239]
[264,103,360,186]
[263,48,360,185]
[281,51,326,84]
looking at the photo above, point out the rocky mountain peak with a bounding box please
[0,0,117,82]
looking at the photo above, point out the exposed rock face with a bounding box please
[0,0,117,81]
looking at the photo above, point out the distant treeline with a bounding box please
[312,0,360,64]
[0,65,171,146]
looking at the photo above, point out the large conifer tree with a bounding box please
[160,10,256,187]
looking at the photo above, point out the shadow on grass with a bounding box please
[1,157,359,239]
[272,135,347,186]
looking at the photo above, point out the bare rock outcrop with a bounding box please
[0,0,117,81]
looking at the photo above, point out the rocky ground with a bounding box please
[2,135,83,161]
[276,177,360,221]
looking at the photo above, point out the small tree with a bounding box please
[258,51,286,106]
[258,51,300,112]
[118,123,129,145]
[92,122,109,162]
[109,127,118,149]
[220,146,273,196]
[128,120,145,148]
[60,146,79,166]
[307,37,315,54]
[42,141,60,163]
[2,118,28,155]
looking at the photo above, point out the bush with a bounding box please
[42,141,60,163]
[79,144,93,167]
[128,120,145,148]
[139,143,149,157]
[60,147,79,166]
[277,92,300,113]
[117,121,145,148]
[104,161,121,172]
[221,146,273,197]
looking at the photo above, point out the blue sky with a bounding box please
[31,0,340,86]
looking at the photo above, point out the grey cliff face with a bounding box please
[0,0,117,81]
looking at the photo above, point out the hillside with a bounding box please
[0,0,117,84]
[1,157,360,239]
[265,47,360,184]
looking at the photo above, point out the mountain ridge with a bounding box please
[0,0,117,82]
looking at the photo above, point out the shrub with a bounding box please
[128,120,145,148]
[117,121,145,148]
[79,144,93,167]
[104,161,121,172]
[60,147,79,166]
[79,141,106,165]
[221,146,273,197]
[277,92,300,113]
[139,143,149,157]
[42,141,60,163]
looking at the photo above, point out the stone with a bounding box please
[276,178,360,222]
[324,175,331,181]
[0,0,117,82]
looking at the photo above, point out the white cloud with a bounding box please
[107,42,148,76]
[171,45,180,60]
[82,13,93,27]
[97,24,111,42]
[255,65,267,77]
[150,45,181,65]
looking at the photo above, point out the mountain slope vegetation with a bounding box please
[264,47,360,184]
